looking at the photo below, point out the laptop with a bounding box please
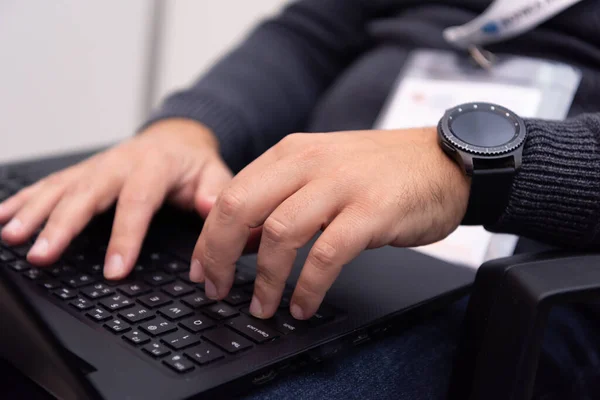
[0,150,474,399]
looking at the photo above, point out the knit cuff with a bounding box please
[487,114,600,249]
[140,91,252,173]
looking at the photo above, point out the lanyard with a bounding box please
[443,0,585,68]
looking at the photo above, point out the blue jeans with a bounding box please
[244,297,600,400]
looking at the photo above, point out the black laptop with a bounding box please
[0,150,474,399]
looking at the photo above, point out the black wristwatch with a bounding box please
[437,102,527,225]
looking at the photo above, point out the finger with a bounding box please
[27,170,124,266]
[0,185,38,224]
[104,159,173,280]
[1,178,68,245]
[192,156,311,300]
[290,210,371,320]
[250,180,339,319]
[194,158,233,219]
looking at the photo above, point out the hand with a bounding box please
[192,127,470,320]
[0,119,233,279]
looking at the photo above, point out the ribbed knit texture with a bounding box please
[489,116,600,247]
[145,0,600,249]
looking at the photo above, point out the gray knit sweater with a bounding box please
[146,0,600,249]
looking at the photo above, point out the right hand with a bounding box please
[0,118,233,280]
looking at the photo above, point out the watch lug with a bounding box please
[513,147,524,170]
[458,152,475,176]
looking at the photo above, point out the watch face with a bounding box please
[439,103,526,156]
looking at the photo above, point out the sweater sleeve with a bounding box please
[487,113,600,249]
[144,0,391,172]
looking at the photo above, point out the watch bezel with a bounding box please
[439,102,526,156]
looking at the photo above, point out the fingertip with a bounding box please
[290,303,306,320]
[104,253,127,280]
[2,218,23,241]
[189,259,205,283]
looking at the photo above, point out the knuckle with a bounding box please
[255,264,284,291]
[295,277,323,299]
[262,216,291,244]
[308,241,338,272]
[217,188,246,219]
[118,190,152,208]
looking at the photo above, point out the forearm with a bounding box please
[487,113,600,249]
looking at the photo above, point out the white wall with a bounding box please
[0,0,150,162]
[0,0,287,164]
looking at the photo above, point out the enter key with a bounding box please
[226,315,280,344]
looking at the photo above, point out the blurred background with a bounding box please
[0,0,287,163]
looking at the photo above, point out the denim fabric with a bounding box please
[243,297,600,400]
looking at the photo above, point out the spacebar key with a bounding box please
[203,327,252,354]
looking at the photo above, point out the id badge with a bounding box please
[374,49,581,268]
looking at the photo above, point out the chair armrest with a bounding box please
[447,251,600,400]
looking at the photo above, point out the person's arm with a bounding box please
[145,0,393,172]
[488,113,600,249]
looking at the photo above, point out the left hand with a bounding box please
[191,127,470,320]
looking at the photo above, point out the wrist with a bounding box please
[140,118,220,153]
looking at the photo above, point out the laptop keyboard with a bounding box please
[0,174,341,376]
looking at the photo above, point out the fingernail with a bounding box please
[3,218,22,235]
[204,278,218,299]
[249,296,263,318]
[206,195,218,205]
[290,303,304,320]
[104,253,124,279]
[190,259,205,282]
[28,238,49,258]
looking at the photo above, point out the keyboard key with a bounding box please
[185,343,224,365]
[0,249,15,262]
[158,304,193,321]
[117,282,151,297]
[142,341,171,358]
[203,328,252,354]
[47,264,76,278]
[53,287,77,300]
[179,315,215,333]
[310,305,336,326]
[23,268,44,280]
[163,354,194,374]
[138,292,172,308]
[99,294,135,311]
[83,263,103,275]
[233,271,255,286]
[38,279,61,290]
[10,244,30,257]
[118,305,154,324]
[143,251,168,266]
[63,273,95,288]
[223,289,252,306]
[161,331,201,350]
[177,272,194,283]
[139,317,178,337]
[162,260,188,274]
[181,293,214,309]
[9,260,30,272]
[87,307,112,322]
[272,313,309,335]
[69,297,94,311]
[123,330,151,345]
[133,264,154,274]
[104,318,131,334]
[143,272,175,286]
[161,282,194,298]
[203,303,239,320]
[226,315,279,344]
[81,283,115,299]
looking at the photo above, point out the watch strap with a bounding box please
[462,167,515,226]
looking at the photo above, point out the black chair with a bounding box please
[447,251,600,400]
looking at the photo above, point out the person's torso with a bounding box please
[307,0,600,132]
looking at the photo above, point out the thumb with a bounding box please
[194,159,233,218]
